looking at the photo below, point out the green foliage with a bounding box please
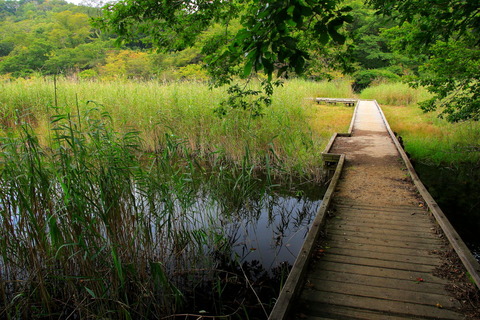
[343,1,398,71]
[0,1,104,75]
[352,68,400,92]
[415,40,480,122]
[0,40,53,75]
[98,0,354,116]
[173,64,208,81]
[78,68,98,79]
[383,104,480,165]
[368,0,480,121]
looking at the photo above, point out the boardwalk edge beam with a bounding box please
[374,100,480,290]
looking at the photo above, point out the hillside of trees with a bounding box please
[0,0,212,80]
[0,0,407,81]
[1,0,478,121]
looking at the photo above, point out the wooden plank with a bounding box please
[326,228,443,245]
[312,261,449,285]
[316,98,357,103]
[299,291,462,319]
[322,134,338,154]
[320,234,441,251]
[334,206,433,218]
[335,202,426,211]
[301,279,460,308]
[306,269,447,295]
[318,253,436,273]
[319,246,441,266]
[323,239,437,258]
[334,205,431,217]
[328,217,439,233]
[321,153,341,162]
[333,214,434,227]
[327,222,442,241]
[293,302,460,320]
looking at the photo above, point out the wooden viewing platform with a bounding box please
[315,98,357,106]
[269,100,480,319]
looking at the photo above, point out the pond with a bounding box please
[0,171,326,319]
[413,162,480,261]
[175,181,327,318]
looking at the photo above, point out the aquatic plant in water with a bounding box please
[0,107,323,318]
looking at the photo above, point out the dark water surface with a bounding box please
[413,162,480,261]
[179,181,327,317]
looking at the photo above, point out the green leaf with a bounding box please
[328,29,346,44]
[85,287,96,298]
[244,59,253,77]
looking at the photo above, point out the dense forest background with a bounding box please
[0,0,210,80]
[1,0,478,121]
[0,0,408,86]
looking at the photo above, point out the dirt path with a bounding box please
[331,100,420,207]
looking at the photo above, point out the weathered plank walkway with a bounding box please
[269,100,478,319]
[315,98,357,106]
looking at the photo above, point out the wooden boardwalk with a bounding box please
[269,100,479,319]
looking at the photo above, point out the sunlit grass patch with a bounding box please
[360,82,432,106]
[382,104,480,165]
[0,77,355,180]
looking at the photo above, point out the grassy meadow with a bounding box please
[0,77,354,178]
[361,82,480,166]
[0,77,354,318]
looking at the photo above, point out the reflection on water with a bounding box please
[0,171,326,318]
[413,162,480,261]
[172,184,326,316]
[228,194,320,270]
[186,184,324,271]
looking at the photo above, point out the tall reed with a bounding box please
[0,107,221,318]
[0,77,354,181]
[1,102,327,318]
[360,82,432,106]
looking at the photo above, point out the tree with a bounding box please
[101,0,353,81]
[368,0,480,121]
[99,0,352,115]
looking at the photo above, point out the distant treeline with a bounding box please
[0,0,211,80]
[0,0,412,86]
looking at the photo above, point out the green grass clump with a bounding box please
[360,82,432,106]
[0,77,355,317]
[382,105,480,165]
[0,77,354,180]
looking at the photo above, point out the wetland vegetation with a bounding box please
[0,77,352,318]
[1,0,478,317]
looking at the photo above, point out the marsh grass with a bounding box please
[360,82,432,106]
[382,105,480,165]
[0,77,354,181]
[0,107,281,318]
[0,78,353,318]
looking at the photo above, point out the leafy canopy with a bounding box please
[100,0,352,82]
[368,0,480,121]
[99,0,353,115]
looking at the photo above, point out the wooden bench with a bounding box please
[315,98,357,106]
